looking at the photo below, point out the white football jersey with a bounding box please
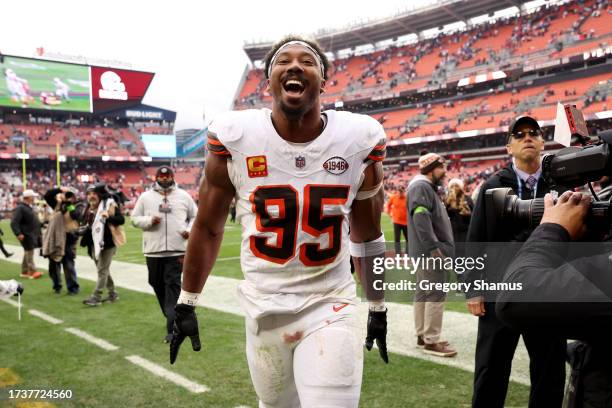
[208,108,386,320]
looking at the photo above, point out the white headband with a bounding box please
[267,40,325,78]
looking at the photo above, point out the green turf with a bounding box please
[0,260,529,407]
[0,215,472,314]
[0,56,90,112]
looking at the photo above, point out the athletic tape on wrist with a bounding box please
[349,233,386,257]
[354,182,382,200]
[177,290,200,306]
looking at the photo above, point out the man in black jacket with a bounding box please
[497,191,612,407]
[11,189,42,279]
[465,116,567,408]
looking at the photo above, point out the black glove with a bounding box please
[169,304,201,364]
[365,309,388,363]
[13,283,24,296]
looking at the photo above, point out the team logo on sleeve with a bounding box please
[295,155,306,169]
[323,157,349,175]
[246,155,268,178]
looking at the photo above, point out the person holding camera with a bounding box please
[465,116,567,408]
[80,183,125,306]
[497,191,612,406]
[131,166,197,343]
[42,187,84,295]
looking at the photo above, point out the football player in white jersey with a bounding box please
[171,36,388,407]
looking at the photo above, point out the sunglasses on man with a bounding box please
[510,129,543,140]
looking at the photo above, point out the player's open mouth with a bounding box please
[283,79,305,97]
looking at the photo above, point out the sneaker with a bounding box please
[20,272,30,278]
[6,252,13,258]
[67,290,79,296]
[53,288,62,294]
[417,336,449,349]
[30,271,42,279]
[83,296,102,306]
[102,293,119,303]
[423,342,457,358]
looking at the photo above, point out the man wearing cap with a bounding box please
[465,116,567,408]
[132,166,197,342]
[407,152,457,357]
[81,182,125,306]
[11,189,42,279]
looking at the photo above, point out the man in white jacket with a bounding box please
[132,166,197,342]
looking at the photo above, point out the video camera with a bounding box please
[485,105,612,236]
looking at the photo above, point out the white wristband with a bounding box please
[177,290,200,306]
[369,299,386,312]
[350,233,386,257]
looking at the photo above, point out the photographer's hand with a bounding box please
[467,296,485,316]
[540,191,591,240]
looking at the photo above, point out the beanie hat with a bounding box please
[418,152,445,175]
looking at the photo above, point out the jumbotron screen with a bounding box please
[0,55,154,113]
[0,56,91,112]
[141,134,177,158]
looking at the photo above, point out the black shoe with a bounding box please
[5,252,13,258]
[83,296,102,306]
[164,333,174,344]
[67,290,79,296]
[102,292,119,303]
[53,288,62,294]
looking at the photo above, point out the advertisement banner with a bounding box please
[91,67,154,113]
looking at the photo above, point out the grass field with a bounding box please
[0,258,530,407]
[0,56,90,112]
[0,215,471,313]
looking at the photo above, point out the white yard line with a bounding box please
[64,327,119,351]
[125,355,209,394]
[29,309,64,325]
[216,256,241,262]
[0,296,19,307]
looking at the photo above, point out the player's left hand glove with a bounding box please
[365,309,388,363]
[170,304,201,364]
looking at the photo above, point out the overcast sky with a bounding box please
[3,0,535,131]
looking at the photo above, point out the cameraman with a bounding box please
[131,166,197,343]
[43,187,84,295]
[465,116,567,408]
[497,191,612,407]
[496,191,612,336]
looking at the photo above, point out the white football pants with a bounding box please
[245,302,363,408]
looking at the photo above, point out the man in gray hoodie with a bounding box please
[132,166,197,342]
[407,152,456,357]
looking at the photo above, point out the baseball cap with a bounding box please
[418,152,445,175]
[23,189,39,198]
[507,116,541,142]
[156,166,174,178]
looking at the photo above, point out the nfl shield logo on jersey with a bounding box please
[295,155,306,169]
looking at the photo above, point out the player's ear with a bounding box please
[266,79,271,93]
[320,79,326,94]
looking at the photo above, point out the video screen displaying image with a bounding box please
[141,134,177,158]
[0,56,91,112]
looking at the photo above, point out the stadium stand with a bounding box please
[234,0,611,191]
